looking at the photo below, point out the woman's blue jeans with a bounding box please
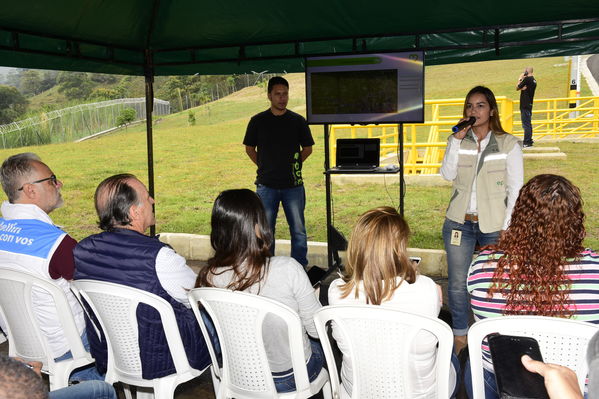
[464,358,498,399]
[442,218,500,335]
[273,338,324,393]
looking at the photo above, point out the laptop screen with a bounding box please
[335,138,380,168]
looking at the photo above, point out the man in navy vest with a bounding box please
[73,174,211,379]
[0,153,102,382]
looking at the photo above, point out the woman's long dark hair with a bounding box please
[195,189,273,291]
[489,174,585,317]
[463,86,508,134]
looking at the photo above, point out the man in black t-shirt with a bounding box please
[243,76,314,267]
[516,67,537,147]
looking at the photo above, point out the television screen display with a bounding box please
[305,52,424,124]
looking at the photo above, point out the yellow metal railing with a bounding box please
[329,96,599,174]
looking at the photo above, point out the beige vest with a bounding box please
[445,130,519,233]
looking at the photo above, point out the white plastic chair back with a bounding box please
[314,305,453,399]
[188,287,331,399]
[468,316,599,399]
[73,280,207,399]
[0,268,93,390]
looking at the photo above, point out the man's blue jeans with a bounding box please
[49,381,117,399]
[54,329,104,382]
[256,184,308,267]
[442,218,500,335]
[520,107,533,145]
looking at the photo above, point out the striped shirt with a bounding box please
[467,248,599,370]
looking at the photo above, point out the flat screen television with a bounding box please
[305,51,424,124]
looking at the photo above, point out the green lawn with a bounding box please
[0,57,597,250]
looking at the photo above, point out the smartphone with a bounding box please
[409,256,421,265]
[488,334,549,399]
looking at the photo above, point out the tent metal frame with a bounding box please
[2,17,599,71]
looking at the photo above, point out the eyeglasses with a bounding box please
[17,174,58,191]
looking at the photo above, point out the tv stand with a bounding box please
[321,123,405,271]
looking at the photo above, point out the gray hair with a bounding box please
[0,153,41,203]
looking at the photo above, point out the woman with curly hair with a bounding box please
[195,189,324,393]
[466,174,599,398]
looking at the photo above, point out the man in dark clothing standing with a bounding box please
[243,76,314,267]
[517,67,537,147]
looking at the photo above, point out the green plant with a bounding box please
[116,108,136,128]
[187,110,196,126]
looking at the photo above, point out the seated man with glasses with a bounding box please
[0,152,102,382]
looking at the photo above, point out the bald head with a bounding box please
[0,356,47,399]
[526,67,534,74]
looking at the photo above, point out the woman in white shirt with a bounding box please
[195,189,323,393]
[439,86,523,354]
[328,206,458,398]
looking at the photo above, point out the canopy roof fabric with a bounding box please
[1,0,599,76]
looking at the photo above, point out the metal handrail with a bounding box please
[330,96,599,175]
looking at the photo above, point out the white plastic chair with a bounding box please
[188,287,331,399]
[72,280,209,399]
[314,304,454,399]
[0,268,94,390]
[468,316,599,399]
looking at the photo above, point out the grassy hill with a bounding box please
[0,56,597,251]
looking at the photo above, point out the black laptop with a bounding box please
[333,138,380,172]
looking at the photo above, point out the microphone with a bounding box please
[451,117,476,133]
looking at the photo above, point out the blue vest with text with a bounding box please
[73,228,210,379]
[0,218,64,258]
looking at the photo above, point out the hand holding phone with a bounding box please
[521,355,583,399]
[488,334,550,399]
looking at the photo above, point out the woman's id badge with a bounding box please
[450,230,462,246]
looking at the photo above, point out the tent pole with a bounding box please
[399,123,404,216]
[144,50,156,236]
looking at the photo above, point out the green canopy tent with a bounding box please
[2,1,599,74]
[1,0,599,246]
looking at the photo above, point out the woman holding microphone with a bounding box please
[440,86,523,354]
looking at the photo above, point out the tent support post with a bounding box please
[399,122,404,217]
[144,50,156,236]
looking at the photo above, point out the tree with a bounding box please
[88,88,121,101]
[90,73,117,84]
[116,108,136,128]
[20,70,43,96]
[0,85,28,124]
[187,110,196,126]
[57,71,93,100]
[40,70,58,92]
[4,69,22,89]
